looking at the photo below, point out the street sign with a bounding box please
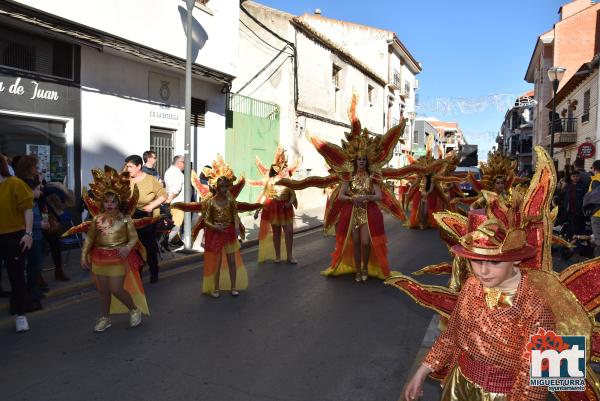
[577,142,595,159]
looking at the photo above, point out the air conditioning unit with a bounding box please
[414,79,419,89]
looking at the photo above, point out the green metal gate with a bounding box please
[225,93,280,204]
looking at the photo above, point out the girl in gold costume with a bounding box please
[202,171,248,298]
[252,147,299,264]
[79,166,149,332]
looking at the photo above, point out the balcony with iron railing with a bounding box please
[390,71,401,90]
[546,118,577,148]
[400,80,411,98]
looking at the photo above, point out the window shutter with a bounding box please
[191,98,206,127]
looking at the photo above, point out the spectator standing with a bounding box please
[24,177,47,311]
[142,150,162,185]
[125,155,167,283]
[164,155,185,249]
[563,170,586,236]
[588,160,600,256]
[0,155,33,332]
[574,158,591,190]
[40,182,75,282]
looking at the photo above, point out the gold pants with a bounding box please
[170,207,184,227]
[441,366,508,401]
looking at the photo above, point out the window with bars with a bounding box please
[0,26,74,80]
[150,127,175,177]
[191,98,206,127]
[582,90,590,123]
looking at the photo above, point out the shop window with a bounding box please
[0,26,74,80]
[0,114,68,183]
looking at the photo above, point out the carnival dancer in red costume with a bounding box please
[401,136,463,229]
[389,147,600,401]
[250,146,300,264]
[278,95,407,281]
[75,166,150,332]
[171,155,262,297]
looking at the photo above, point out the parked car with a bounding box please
[454,166,481,197]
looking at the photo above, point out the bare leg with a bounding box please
[107,275,135,310]
[352,227,361,282]
[283,224,296,263]
[96,275,112,317]
[214,250,223,294]
[360,225,371,281]
[226,252,237,291]
[272,224,282,261]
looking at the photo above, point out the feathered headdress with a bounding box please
[88,165,134,210]
[479,151,518,189]
[202,154,236,188]
[271,146,288,174]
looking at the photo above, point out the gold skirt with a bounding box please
[441,366,508,401]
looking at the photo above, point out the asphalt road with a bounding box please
[0,217,451,401]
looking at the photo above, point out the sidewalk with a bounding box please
[0,206,325,312]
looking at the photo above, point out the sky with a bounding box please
[254,0,566,159]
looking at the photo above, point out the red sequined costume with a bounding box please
[424,273,554,400]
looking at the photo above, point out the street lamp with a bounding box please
[183,0,194,250]
[547,66,566,159]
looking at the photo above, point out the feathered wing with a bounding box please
[306,133,352,173]
[191,170,211,198]
[378,185,406,221]
[255,155,269,177]
[385,274,458,318]
[371,119,406,168]
[277,174,340,190]
[520,146,557,271]
[231,175,246,198]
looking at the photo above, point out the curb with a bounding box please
[0,223,324,312]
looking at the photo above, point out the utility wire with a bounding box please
[240,19,293,56]
[236,47,290,94]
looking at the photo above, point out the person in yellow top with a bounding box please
[125,155,167,283]
[588,160,600,256]
[81,166,148,332]
[0,156,34,333]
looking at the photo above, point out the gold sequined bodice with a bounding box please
[81,213,138,260]
[264,178,293,202]
[349,172,373,196]
[348,172,373,228]
[206,196,236,227]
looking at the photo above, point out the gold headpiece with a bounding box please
[480,151,517,189]
[451,190,534,261]
[88,165,132,208]
[271,146,288,174]
[202,154,236,188]
[341,93,383,163]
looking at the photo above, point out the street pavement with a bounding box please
[0,217,453,401]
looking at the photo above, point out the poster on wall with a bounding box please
[50,155,66,183]
[26,144,51,182]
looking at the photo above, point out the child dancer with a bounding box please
[403,208,555,401]
[80,166,149,332]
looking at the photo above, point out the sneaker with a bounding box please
[129,308,142,328]
[15,315,29,333]
[231,290,240,297]
[210,291,220,298]
[94,317,111,332]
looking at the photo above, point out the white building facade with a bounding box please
[0,0,238,194]
[235,2,420,208]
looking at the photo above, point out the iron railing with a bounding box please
[228,93,280,120]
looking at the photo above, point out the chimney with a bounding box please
[314,8,322,15]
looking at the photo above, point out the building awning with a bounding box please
[0,2,235,84]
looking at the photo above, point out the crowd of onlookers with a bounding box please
[553,158,600,261]
[0,149,202,333]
